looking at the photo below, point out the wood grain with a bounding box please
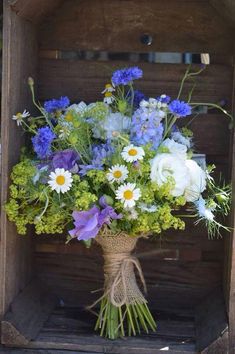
[1,279,56,346]
[39,0,234,53]
[0,0,38,317]
[195,288,228,351]
[38,59,233,104]
[9,0,64,24]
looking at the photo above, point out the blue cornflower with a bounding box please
[156,94,171,104]
[133,90,147,108]
[112,67,143,86]
[32,126,56,159]
[168,99,191,117]
[79,142,114,176]
[44,96,70,113]
[130,107,164,149]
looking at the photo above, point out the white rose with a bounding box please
[184,160,206,202]
[161,138,187,159]
[150,153,190,196]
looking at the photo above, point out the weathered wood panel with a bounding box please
[9,0,63,24]
[0,2,38,317]
[1,280,56,346]
[39,0,234,53]
[38,60,232,104]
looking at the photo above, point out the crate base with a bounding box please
[2,307,196,353]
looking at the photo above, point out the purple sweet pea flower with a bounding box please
[69,207,101,241]
[69,203,122,241]
[52,150,79,172]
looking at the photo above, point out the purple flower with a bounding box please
[32,126,56,159]
[52,150,79,172]
[133,90,147,108]
[168,100,191,117]
[69,204,122,241]
[44,96,70,113]
[130,107,164,149]
[112,67,143,86]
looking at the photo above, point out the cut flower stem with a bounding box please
[94,295,157,339]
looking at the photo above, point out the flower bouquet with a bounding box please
[6,66,232,339]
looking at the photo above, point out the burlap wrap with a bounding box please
[95,229,147,307]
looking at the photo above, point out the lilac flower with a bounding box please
[156,94,171,104]
[52,150,79,172]
[112,67,143,86]
[79,142,114,176]
[130,107,164,149]
[168,100,191,117]
[69,204,122,241]
[133,90,147,108]
[32,127,56,159]
[44,96,70,113]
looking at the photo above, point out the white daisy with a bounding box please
[116,183,141,208]
[12,110,30,126]
[103,93,115,105]
[121,144,145,163]
[48,168,73,194]
[107,164,129,183]
[102,83,115,94]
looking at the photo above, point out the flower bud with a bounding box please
[28,77,34,86]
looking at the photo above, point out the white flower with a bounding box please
[104,94,115,105]
[184,160,206,202]
[93,112,130,139]
[127,208,139,220]
[12,110,30,126]
[116,183,141,208]
[121,144,145,163]
[139,203,158,213]
[195,196,214,221]
[48,168,73,194]
[161,138,187,159]
[102,83,115,94]
[150,153,190,197]
[107,164,129,183]
[67,101,87,114]
[171,131,192,149]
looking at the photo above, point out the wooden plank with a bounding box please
[195,288,228,351]
[226,54,235,354]
[18,307,196,353]
[210,0,235,27]
[201,330,229,354]
[1,279,56,346]
[38,0,233,53]
[9,0,64,24]
[38,59,233,103]
[0,0,38,318]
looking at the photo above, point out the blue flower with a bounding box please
[79,142,114,176]
[156,94,171,104]
[133,90,147,108]
[130,107,164,149]
[44,96,70,113]
[168,100,191,117]
[32,127,56,159]
[112,67,143,86]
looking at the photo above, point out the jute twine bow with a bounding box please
[87,231,147,312]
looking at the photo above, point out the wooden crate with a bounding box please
[0,0,235,352]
